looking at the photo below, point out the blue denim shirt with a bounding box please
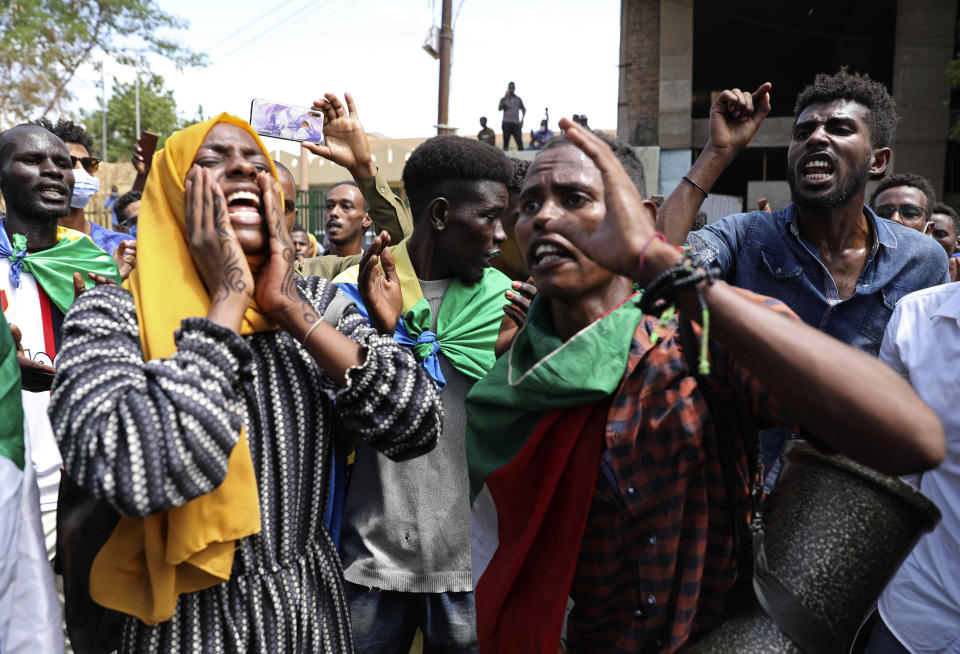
[687,204,949,356]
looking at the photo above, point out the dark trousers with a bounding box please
[859,611,911,654]
[502,122,523,150]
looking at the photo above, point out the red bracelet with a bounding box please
[637,232,667,278]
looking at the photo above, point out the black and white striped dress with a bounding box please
[49,276,442,653]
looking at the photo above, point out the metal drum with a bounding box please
[688,441,940,653]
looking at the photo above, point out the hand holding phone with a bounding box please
[131,130,159,192]
[301,92,375,179]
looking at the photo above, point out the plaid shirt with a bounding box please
[566,291,798,653]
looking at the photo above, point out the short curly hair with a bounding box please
[931,202,960,236]
[506,158,531,195]
[794,69,897,149]
[402,135,512,220]
[114,190,141,223]
[869,172,936,213]
[33,117,95,155]
[540,131,647,195]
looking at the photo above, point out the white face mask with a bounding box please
[70,166,100,209]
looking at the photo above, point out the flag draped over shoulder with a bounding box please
[0,222,120,314]
[466,293,644,653]
[334,238,511,387]
[0,308,64,653]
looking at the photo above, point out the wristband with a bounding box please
[637,232,667,279]
[682,176,709,198]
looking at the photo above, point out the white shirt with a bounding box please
[878,282,960,654]
[0,260,63,512]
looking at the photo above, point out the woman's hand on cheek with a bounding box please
[254,172,318,334]
[185,165,254,331]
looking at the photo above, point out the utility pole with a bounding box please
[135,73,140,136]
[436,0,453,135]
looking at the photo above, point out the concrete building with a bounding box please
[618,0,960,219]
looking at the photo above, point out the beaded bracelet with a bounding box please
[638,254,720,374]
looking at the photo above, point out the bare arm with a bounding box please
[657,83,772,245]
[550,118,945,475]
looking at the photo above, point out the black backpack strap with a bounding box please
[676,315,752,580]
[677,315,845,654]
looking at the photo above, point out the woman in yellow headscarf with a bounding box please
[49,114,441,653]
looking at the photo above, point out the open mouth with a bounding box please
[800,154,835,182]
[528,240,575,269]
[326,220,343,232]
[36,183,68,201]
[226,191,262,225]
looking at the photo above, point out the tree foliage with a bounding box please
[0,0,206,126]
[80,73,179,161]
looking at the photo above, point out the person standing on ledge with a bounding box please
[498,82,526,151]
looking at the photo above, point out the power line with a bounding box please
[225,0,344,71]
[453,0,466,29]
[204,0,300,53]
[212,0,322,64]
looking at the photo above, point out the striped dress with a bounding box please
[49,276,442,653]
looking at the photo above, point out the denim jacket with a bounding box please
[687,204,949,356]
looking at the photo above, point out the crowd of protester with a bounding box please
[0,68,956,654]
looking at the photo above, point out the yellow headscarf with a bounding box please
[90,114,279,624]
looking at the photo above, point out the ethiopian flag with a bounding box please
[0,309,64,652]
[465,293,644,653]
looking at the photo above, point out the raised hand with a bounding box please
[302,92,376,179]
[72,270,116,301]
[253,171,316,330]
[502,279,536,328]
[184,166,254,331]
[10,324,55,392]
[707,82,772,156]
[358,231,402,334]
[112,240,137,280]
[132,136,149,176]
[545,118,673,284]
[494,279,537,358]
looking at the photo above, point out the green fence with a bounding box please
[296,189,326,238]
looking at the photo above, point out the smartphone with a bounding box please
[250,99,324,144]
[139,130,158,161]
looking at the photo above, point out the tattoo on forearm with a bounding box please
[272,209,316,324]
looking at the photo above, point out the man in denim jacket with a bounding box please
[657,70,948,357]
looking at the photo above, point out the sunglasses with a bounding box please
[70,156,100,173]
[874,205,926,221]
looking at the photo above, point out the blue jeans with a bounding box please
[345,581,478,653]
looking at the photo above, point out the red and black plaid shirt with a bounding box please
[566,292,798,653]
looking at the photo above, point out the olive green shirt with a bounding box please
[296,168,413,279]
